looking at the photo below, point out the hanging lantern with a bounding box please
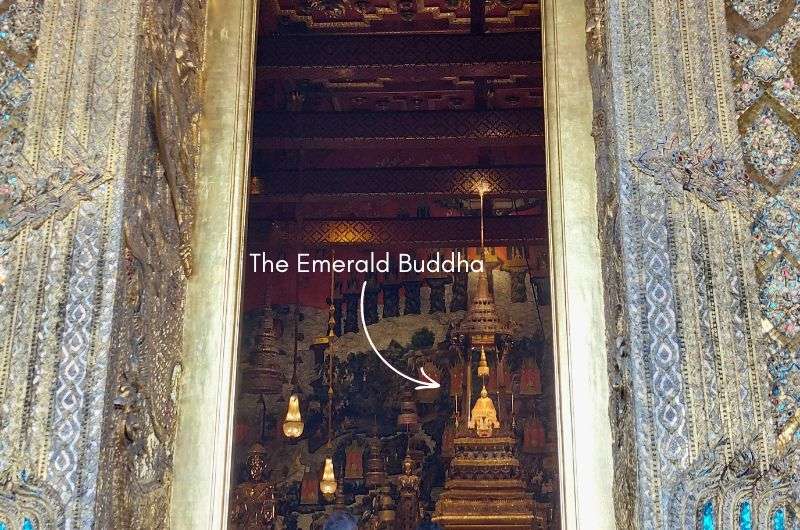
[282,394,304,438]
[320,457,337,499]
[284,271,305,439]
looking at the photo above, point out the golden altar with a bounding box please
[432,432,538,530]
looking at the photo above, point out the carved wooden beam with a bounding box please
[252,144,546,171]
[257,62,540,83]
[250,166,546,199]
[470,0,486,34]
[253,109,544,150]
[247,215,546,248]
[259,1,540,34]
[258,32,541,68]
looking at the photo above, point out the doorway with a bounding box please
[169,0,615,528]
[231,4,557,529]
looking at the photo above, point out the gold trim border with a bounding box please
[170,0,617,526]
[169,0,257,525]
[541,0,617,528]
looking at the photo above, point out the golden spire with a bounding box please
[458,270,510,347]
[477,346,489,379]
[468,385,500,438]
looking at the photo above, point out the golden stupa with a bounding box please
[457,270,511,347]
[434,236,534,529]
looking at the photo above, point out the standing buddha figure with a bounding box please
[395,455,421,530]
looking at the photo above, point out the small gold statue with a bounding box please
[468,385,500,438]
[230,444,276,530]
[396,456,421,530]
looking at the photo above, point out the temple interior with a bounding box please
[229,2,555,528]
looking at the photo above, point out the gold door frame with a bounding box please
[169,0,617,527]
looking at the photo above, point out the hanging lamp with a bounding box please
[283,263,304,439]
[319,253,338,500]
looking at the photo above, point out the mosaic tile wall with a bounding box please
[0,0,43,287]
[727,0,800,435]
[587,0,800,526]
[0,0,43,217]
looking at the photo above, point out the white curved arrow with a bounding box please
[359,281,440,390]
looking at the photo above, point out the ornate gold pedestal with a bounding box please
[433,432,535,530]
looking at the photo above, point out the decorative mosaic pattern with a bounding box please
[742,107,800,186]
[760,256,800,340]
[0,0,43,231]
[768,341,800,428]
[588,0,798,525]
[731,0,781,28]
[0,0,180,528]
[726,0,800,435]
[729,2,800,191]
[753,174,800,263]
